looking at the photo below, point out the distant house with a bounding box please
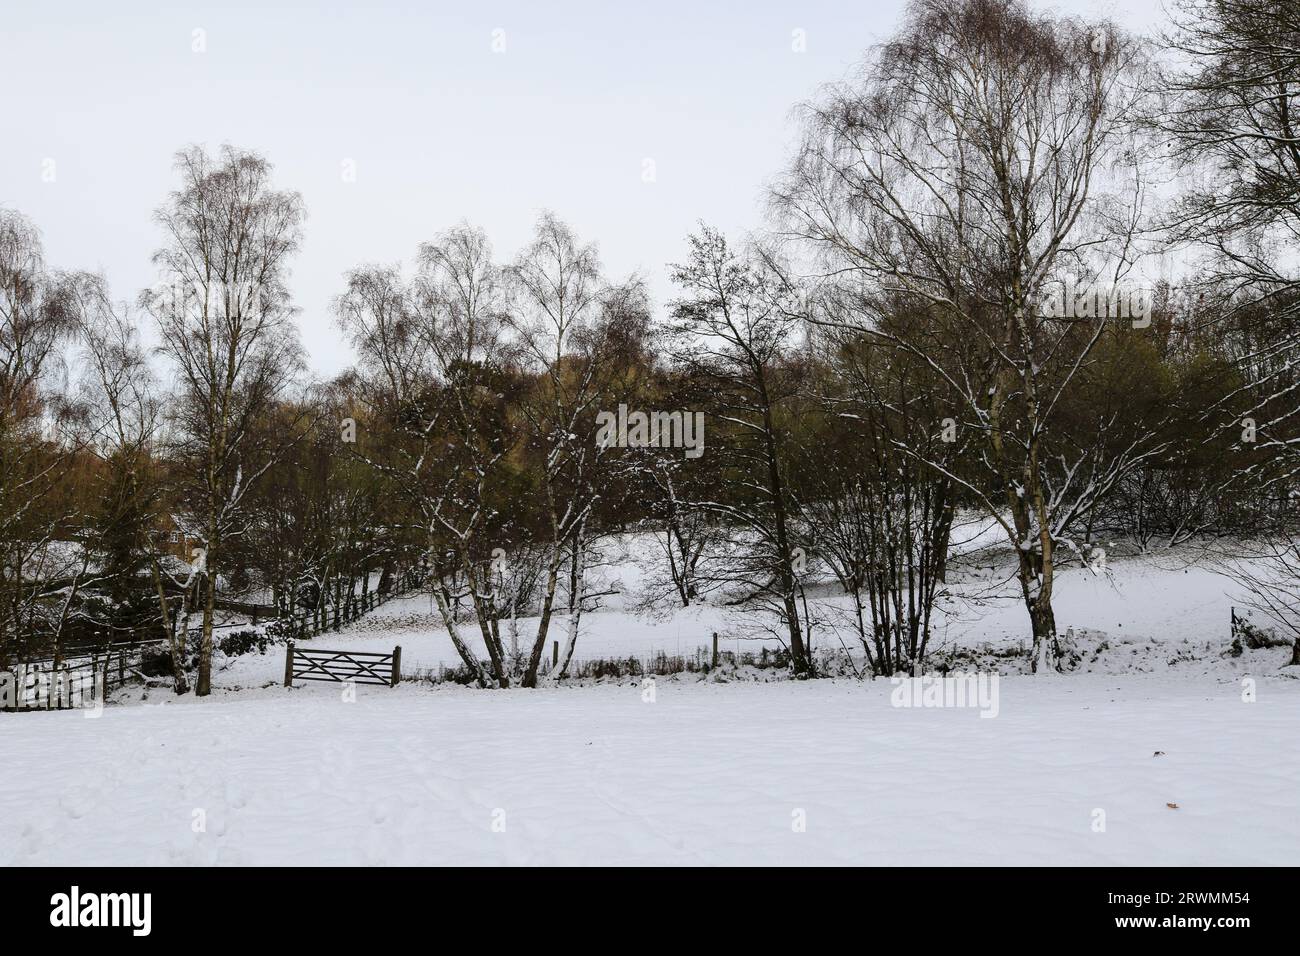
[154,514,202,561]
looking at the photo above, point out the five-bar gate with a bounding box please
[283,643,401,688]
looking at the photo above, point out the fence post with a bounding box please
[712,632,719,669]
[118,650,125,683]
[552,641,558,669]
[284,642,295,688]
[101,654,110,699]
[391,645,401,687]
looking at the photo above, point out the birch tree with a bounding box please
[145,145,306,696]
[775,0,1155,670]
[336,225,522,687]
[509,213,648,686]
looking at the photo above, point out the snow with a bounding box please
[2,538,1298,866]
[3,675,1296,865]
[201,543,1247,684]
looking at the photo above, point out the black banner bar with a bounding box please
[0,867,1287,943]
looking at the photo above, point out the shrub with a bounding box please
[215,628,280,657]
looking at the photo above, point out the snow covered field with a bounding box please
[3,675,1297,866]
[3,542,1298,866]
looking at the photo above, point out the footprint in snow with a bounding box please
[224,781,248,810]
[58,787,98,820]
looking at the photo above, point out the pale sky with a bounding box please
[2,0,1169,376]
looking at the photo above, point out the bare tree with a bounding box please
[414,225,517,687]
[0,209,91,669]
[509,212,647,686]
[775,0,1156,671]
[74,280,193,691]
[337,224,520,687]
[799,297,960,676]
[1155,1,1300,659]
[337,261,486,686]
[1157,0,1300,481]
[144,145,307,696]
[631,449,722,609]
[667,225,813,675]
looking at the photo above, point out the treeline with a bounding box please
[3,0,1299,693]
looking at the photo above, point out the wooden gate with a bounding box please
[283,643,401,688]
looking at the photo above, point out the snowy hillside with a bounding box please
[197,537,1288,689]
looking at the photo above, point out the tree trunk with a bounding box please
[556,533,587,679]
[430,579,488,688]
[522,548,563,687]
[462,555,508,687]
[934,497,954,585]
[1028,589,1059,674]
[196,568,216,696]
[760,402,808,676]
[150,558,189,694]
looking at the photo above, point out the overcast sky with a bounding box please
[2,0,1169,376]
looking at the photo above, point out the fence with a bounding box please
[270,568,423,642]
[1,644,141,712]
[2,567,424,710]
[284,643,401,688]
